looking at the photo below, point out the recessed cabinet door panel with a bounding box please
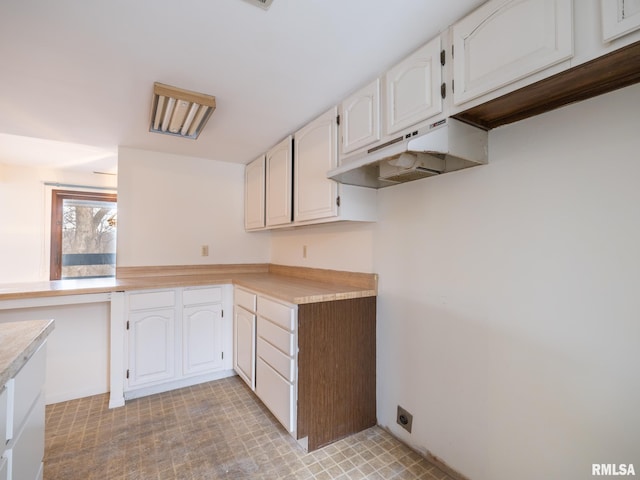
[340,79,380,155]
[385,36,442,134]
[602,0,640,41]
[266,136,293,227]
[245,155,266,230]
[128,309,175,387]
[234,306,256,390]
[294,107,339,222]
[452,0,573,105]
[183,304,223,376]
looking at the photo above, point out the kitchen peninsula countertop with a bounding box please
[0,264,377,305]
[0,319,54,387]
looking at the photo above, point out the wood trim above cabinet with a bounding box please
[453,40,640,130]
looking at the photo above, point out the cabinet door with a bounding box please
[183,304,223,376]
[245,155,266,230]
[234,306,256,390]
[294,107,339,222]
[128,309,175,387]
[340,79,380,155]
[602,0,640,41]
[265,136,293,227]
[452,0,573,105]
[385,36,442,135]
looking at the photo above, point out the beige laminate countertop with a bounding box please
[0,319,54,387]
[0,265,377,305]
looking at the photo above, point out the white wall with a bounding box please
[268,84,640,479]
[374,84,640,479]
[117,147,270,267]
[0,301,110,404]
[0,164,116,283]
[270,221,375,273]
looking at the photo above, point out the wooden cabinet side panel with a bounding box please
[297,297,376,451]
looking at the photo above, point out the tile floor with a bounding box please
[44,376,455,480]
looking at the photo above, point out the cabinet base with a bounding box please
[121,369,236,403]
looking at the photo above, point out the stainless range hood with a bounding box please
[327,118,488,188]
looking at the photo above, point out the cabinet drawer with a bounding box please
[11,392,45,480]
[256,358,294,433]
[128,290,175,310]
[235,288,257,312]
[257,316,295,356]
[0,455,6,480]
[257,296,295,331]
[12,343,46,440]
[257,337,295,382]
[0,385,6,444]
[183,286,222,306]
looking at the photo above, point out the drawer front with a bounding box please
[256,358,294,433]
[257,337,295,382]
[235,288,257,312]
[0,455,6,480]
[183,286,222,306]
[11,392,45,480]
[257,316,295,356]
[13,343,46,440]
[128,290,175,310]
[0,385,6,444]
[257,296,295,331]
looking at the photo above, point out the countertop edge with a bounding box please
[0,319,55,388]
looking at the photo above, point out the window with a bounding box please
[50,190,117,280]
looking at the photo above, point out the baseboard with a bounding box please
[379,425,471,480]
[124,370,236,401]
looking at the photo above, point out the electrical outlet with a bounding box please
[397,405,413,433]
[201,245,209,256]
[302,245,307,258]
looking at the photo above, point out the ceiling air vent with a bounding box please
[150,83,216,140]
[242,0,274,10]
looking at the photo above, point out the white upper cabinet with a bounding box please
[340,79,380,156]
[295,107,377,225]
[244,155,265,230]
[601,0,640,42]
[384,36,443,135]
[265,136,293,227]
[452,0,574,105]
[294,107,339,222]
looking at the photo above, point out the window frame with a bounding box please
[50,189,118,280]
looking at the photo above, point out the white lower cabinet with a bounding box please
[127,308,176,387]
[182,303,223,376]
[234,305,256,390]
[2,342,47,480]
[234,287,297,434]
[124,285,232,399]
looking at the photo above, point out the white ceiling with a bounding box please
[0,0,485,173]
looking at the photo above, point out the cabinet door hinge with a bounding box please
[126,369,130,379]
[336,196,341,207]
[440,49,445,66]
[336,114,340,126]
[126,320,129,330]
[441,82,446,99]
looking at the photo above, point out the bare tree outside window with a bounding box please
[50,190,117,280]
